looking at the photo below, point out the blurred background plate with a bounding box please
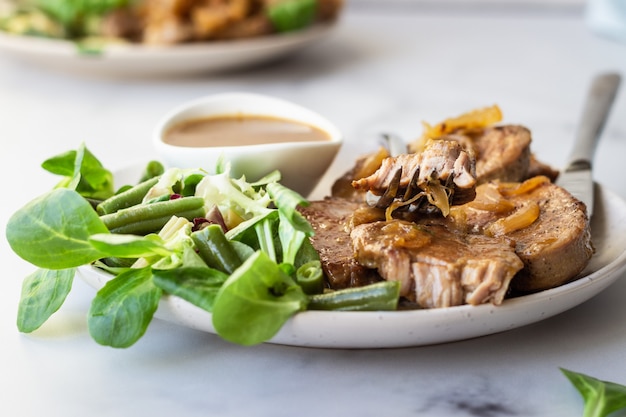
[0,22,336,77]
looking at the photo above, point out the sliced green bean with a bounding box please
[296,260,324,295]
[96,177,159,215]
[191,224,242,274]
[100,196,205,235]
[307,281,400,311]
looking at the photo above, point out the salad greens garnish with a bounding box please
[88,266,161,348]
[267,0,317,33]
[562,368,626,417]
[6,145,400,347]
[212,251,308,346]
[16,268,75,333]
[27,0,129,38]
[7,188,110,269]
[43,142,114,200]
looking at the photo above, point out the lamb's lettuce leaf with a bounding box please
[88,267,161,348]
[42,142,114,200]
[152,246,229,312]
[561,368,626,417]
[16,268,75,333]
[88,233,172,258]
[211,250,308,346]
[6,188,109,269]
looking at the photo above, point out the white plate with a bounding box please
[0,23,335,77]
[78,178,626,348]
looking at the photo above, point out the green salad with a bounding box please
[5,144,399,347]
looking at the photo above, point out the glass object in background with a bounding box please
[586,0,626,42]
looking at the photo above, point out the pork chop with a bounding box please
[444,125,532,184]
[351,219,524,308]
[299,198,382,290]
[304,174,592,305]
[446,176,594,292]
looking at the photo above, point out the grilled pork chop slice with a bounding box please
[351,220,524,308]
[299,198,382,290]
[469,125,532,183]
[447,176,594,292]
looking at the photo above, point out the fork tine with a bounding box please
[374,168,402,208]
[402,166,421,201]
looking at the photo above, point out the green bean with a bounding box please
[96,177,159,215]
[191,224,242,274]
[105,209,202,234]
[139,161,165,183]
[100,196,205,235]
[85,197,103,210]
[296,260,324,295]
[144,194,173,204]
[100,256,136,268]
[307,281,400,311]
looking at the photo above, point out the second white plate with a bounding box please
[0,23,336,77]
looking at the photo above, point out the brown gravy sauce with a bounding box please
[163,114,331,147]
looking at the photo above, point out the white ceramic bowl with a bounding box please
[153,92,343,196]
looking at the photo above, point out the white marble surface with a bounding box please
[2,4,626,417]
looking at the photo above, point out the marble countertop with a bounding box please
[2,4,626,417]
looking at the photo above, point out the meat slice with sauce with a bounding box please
[466,125,532,183]
[301,198,524,308]
[446,176,594,292]
[410,125,533,184]
[303,175,592,306]
[299,198,382,290]
[351,220,524,308]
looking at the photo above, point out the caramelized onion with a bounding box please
[424,181,451,217]
[410,104,503,152]
[350,206,386,229]
[485,201,540,237]
[497,175,550,196]
[385,192,425,221]
[353,147,390,180]
[464,184,515,213]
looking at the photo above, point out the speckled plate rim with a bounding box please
[78,174,626,349]
[0,22,336,76]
